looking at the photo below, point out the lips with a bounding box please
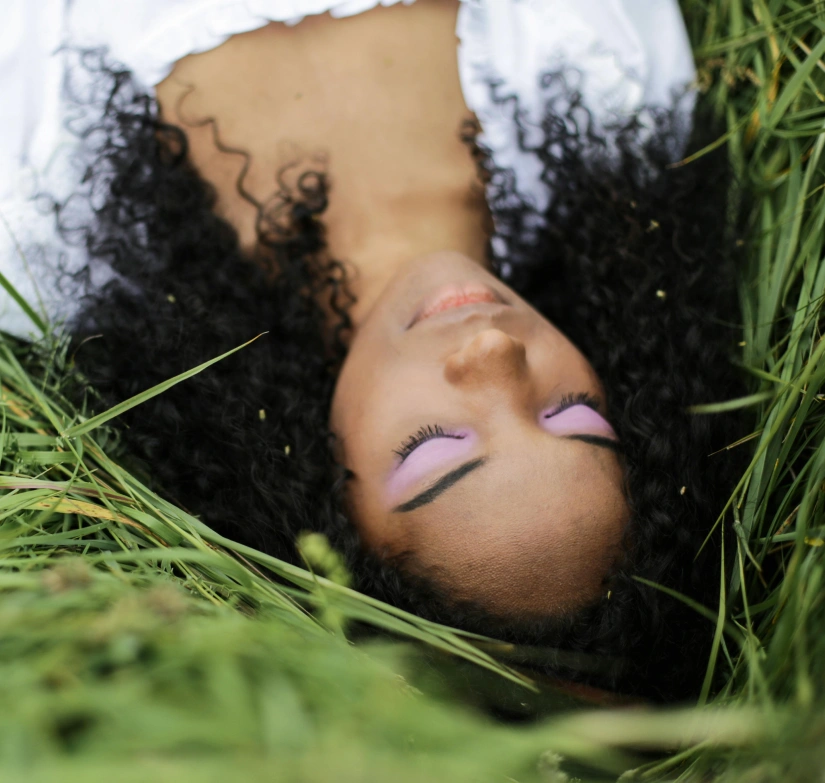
[409,283,505,328]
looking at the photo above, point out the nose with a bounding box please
[444,328,529,389]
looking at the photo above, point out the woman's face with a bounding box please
[330,251,629,617]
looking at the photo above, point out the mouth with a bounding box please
[407,283,506,329]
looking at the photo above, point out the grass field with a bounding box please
[1,1,824,780]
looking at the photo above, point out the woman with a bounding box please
[1,0,743,700]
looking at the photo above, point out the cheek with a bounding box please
[526,328,608,404]
[332,350,445,448]
[330,349,393,442]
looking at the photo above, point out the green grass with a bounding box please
[1,1,824,779]
[3,337,758,782]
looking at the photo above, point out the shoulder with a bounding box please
[457,0,697,256]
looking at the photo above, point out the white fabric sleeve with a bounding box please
[66,0,415,88]
[457,0,697,221]
[0,0,72,339]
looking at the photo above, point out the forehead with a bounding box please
[352,433,628,616]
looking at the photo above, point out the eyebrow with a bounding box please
[392,457,488,513]
[390,436,621,514]
[566,434,623,455]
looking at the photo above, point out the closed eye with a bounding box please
[393,424,466,462]
[543,391,601,418]
[542,403,618,442]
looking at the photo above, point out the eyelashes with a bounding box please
[393,424,465,462]
[544,391,601,418]
[392,391,605,463]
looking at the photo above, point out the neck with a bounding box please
[154,0,492,338]
[323,186,492,333]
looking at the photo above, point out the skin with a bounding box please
[155,0,488,318]
[155,0,630,617]
[330,252,628,616]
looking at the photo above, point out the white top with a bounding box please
[0,0,696,339]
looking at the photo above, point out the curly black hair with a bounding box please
[56,53,745,703]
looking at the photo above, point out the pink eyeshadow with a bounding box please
[385,431,477,507]
[543,405,618,440]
